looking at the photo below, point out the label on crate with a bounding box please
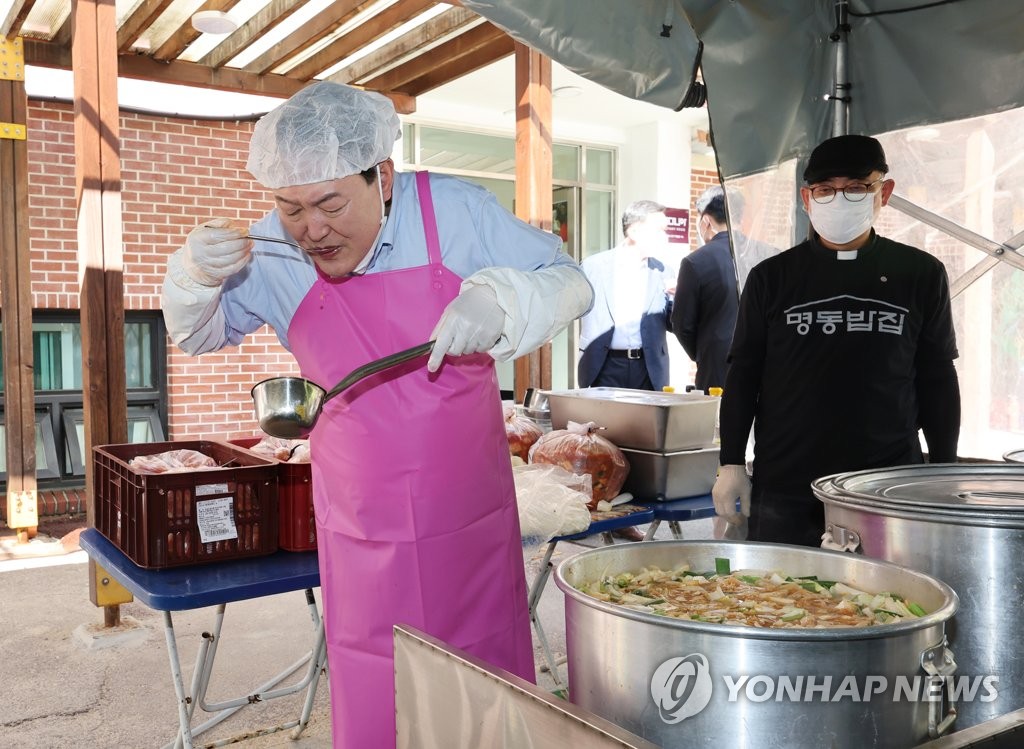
[196,497,238,543]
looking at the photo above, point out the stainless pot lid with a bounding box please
[813,463,1024,516]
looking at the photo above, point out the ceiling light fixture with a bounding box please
[191,10,239,35]
[552,85,583,99]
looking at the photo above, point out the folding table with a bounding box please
[640,492,717,539]
[526,494,717,690]
[526,503,656,690]
[79,528,326,749]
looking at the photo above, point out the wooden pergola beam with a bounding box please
[72,0,133,622]
[0,37,39,538]
[511,41,552,400]
[21,39,417,114]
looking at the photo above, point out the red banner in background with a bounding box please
[665,207,690,244]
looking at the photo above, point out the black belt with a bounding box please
[607,348,644,360]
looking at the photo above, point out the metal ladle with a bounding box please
[251,341,434,440]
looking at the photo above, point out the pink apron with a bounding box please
[287,172,534,748]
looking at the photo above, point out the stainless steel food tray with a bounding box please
[545,387,717,451]
[620,445,720,500]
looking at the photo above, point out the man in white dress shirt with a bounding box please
[578,200,674,391]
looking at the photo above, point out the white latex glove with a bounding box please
[428,285,506,372]
[182,218,253,287]
[713,514,749,541]
[712,464,751,525]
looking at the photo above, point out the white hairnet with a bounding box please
[246,81,401,188]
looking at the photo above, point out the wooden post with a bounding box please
[512,42,553,403]
[72,0,132,621]
[0,37,39,542]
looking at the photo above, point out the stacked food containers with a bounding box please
[545,387,720,500]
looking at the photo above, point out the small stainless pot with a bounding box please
[251,341,433,440]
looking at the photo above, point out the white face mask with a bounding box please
[808,195,877,245]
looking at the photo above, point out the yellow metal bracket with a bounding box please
[6,489,38,528]
[0,37,25,81]
[93,563,134,606]
[0,122,26,140]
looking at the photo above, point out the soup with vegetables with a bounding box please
[575,557,928,628]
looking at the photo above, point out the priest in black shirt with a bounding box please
[711,134,961,546]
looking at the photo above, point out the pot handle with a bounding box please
[819,523,861,553]
[922,638,958,737]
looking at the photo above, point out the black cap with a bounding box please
[803,134,889,184]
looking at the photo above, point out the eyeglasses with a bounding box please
[808,178,885,204]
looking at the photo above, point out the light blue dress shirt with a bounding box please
[214,171,574,352]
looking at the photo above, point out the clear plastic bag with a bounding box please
[247,436,310,463]
[528,421,629,508]
[503,404,544,462]
[513,463,592,559]
[129,448,217,474]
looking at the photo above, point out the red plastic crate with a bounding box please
[93,440,279,569]
[229,437,316,552]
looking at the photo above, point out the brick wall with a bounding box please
[689,167,720,221]
[18,100,720,438]
[24,100,296,442]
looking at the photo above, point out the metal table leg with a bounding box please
[161,590,327,749]
[526,541,565,689]
[162,611,195,749]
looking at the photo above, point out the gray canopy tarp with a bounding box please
[462,0,1024,180]
[463,0,1024,463]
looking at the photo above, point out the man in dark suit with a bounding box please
[578,200,674,391]
[672,186,740,392]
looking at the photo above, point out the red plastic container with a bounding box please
[93,440,278,569]
[229,437,317,552]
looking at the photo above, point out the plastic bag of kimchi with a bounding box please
[527,421,630,508]
[504,404,544,462]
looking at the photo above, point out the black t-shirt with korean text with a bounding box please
[719,232,958,491]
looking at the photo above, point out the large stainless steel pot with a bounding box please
[554,540,959,749]
[815,463,1024,731]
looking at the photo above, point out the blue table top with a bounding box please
[550,493,717,543]
[552,506,657,542]
[79,528,321,612]
[644,493,717,520]
[550,493,715,543]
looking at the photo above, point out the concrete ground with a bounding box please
[0,514,713,748]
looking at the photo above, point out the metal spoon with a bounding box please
[248,233,336,258]
[247,233,303,250]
